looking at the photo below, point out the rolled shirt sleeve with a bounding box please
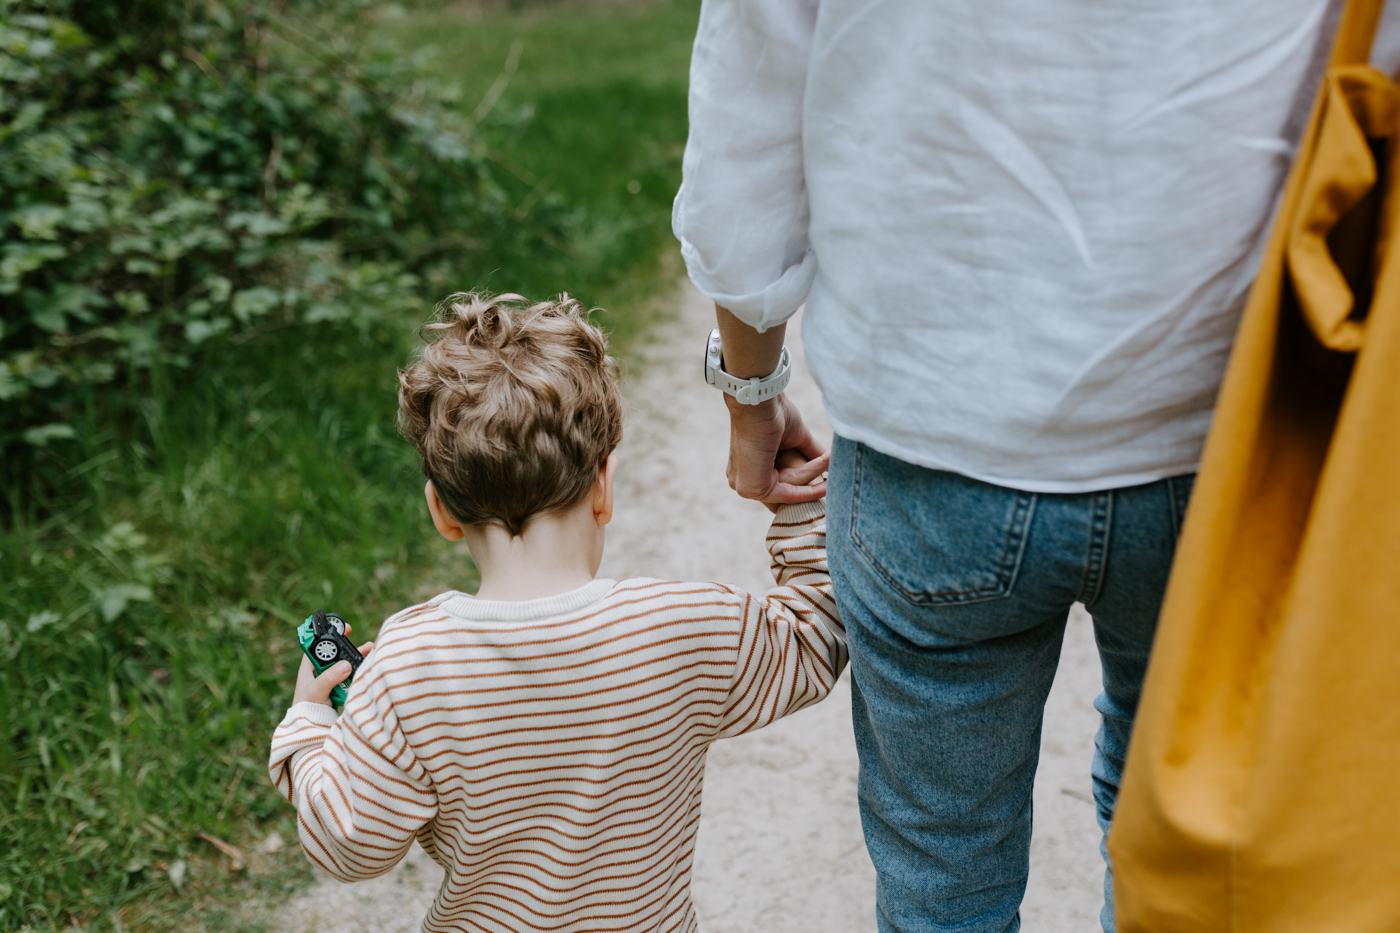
[673,0,819,332]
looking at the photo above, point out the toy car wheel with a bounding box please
[312,637,340,664]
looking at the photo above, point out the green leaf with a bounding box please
[231,286,281,322]
[100,522,148,552]
[0,242,65,293]
[13,204,66,240]
[123,258,161,275]
[0,364,24,401]
[227,211,291,239]
[114,291,150,314]
[95,584,153,623]
[207,274,232,303]
[26,611,61,633]
[21,423,76,446]
[22,283,106,333]
[184,318,230,344]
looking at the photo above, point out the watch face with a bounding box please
[704,328,722,384]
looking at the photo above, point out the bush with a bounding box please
[0,1,559,927]
[0,0,533,475]
[0,0,698,926]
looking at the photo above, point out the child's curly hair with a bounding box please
[397,292,623,536]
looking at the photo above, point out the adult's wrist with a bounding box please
[715,304,785,378]
[723,391,782,420]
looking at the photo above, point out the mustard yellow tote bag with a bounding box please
[1109,1,1400,929]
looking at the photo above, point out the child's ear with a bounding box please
[594,453,619,526]
[424,481,466,542]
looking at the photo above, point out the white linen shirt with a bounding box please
[675,0,1400,491]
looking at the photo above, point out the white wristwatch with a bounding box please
[703,328,792,405]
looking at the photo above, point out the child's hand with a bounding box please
[293,623,374,708]
[764,449,831,513]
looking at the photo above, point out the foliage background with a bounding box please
[3,0,486,459]
[0,0,698,928]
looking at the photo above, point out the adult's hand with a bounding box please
[714,303,827,504]
[725,392,827,503]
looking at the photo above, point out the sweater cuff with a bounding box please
[774,498,825,526]
[284,701,339,728]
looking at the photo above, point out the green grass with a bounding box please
[2,330,433,932]
[0,1,699,928]
[392,0,698,331]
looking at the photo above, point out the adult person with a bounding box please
[673,1,1400,931]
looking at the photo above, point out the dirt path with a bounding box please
[271,281,1107,932]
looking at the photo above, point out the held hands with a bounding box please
[712,304,827,506]
[725,391,829,506]
[764,447,830,512]
[293,623,374,708]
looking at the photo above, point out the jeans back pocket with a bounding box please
[849,442,1036,606]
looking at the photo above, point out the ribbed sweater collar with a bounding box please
[436,578,617,622]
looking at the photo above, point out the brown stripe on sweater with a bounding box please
[387,583,733,638]
[406,687,725,749]
[373,604,737,665]
[392,663,730,724]
[370,628,741,687]
[387,656,734,718]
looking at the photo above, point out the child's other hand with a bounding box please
[293,624,374,708]
[764,449,830,513]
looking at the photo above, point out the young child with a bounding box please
[268,292,844,933]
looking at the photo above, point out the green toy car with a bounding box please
[297,610,364,708]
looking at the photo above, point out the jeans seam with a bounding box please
[848,442,1036,606]
[999,492,1038,599]
[850,438,866,562]
[1080,489,1114,606]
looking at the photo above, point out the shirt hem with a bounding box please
[827,417,1200,494]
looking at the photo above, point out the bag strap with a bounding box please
[1333,0,1387,67]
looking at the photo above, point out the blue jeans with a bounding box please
[826,437,1194,933]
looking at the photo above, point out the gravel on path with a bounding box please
[269,281,1108,932]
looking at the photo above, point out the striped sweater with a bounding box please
[268,499,844,932]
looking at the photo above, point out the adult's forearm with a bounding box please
[716,304,785,378]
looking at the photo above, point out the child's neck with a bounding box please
[462,499,606,602]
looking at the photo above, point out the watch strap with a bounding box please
[704,328,793,404]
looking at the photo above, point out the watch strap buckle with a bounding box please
[703,328,792,405]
